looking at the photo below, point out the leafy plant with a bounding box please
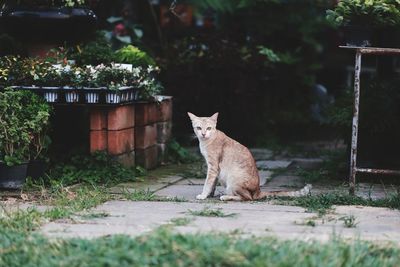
[326,0,400,28]
[167,140,197,163]
[115,45,156,67]
[339,214,358,228]
[188,206,237,217]
[94,65,130,90]
[0,89,51,165]
[47,151,136,186]
[72,34,116,66]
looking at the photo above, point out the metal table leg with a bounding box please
[349,51,362,195]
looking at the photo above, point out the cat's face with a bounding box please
[187,112,218,141]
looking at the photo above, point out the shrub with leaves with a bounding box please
[115,45,156,67]
[326,0,400,28]
[0,89,51,165]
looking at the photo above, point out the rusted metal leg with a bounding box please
[349,51,362,195]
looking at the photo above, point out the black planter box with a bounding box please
[0,162,28,189]
[0,5,97,41]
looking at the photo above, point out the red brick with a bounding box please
[155,97,173,122]
[136,145,158,169]
[108,105,135,130]
[90,108,107,130]
[156,121,172,143]
[107,128,135,155]
[90,130,107,153]
[113,151,135,167]
[135,102,157,126]
[135,124,157,149]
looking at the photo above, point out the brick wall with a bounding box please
[89,96,172,169]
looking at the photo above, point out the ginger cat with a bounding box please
[188,112,311,201]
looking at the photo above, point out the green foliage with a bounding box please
[123,189,156,201]
[188,206,237,217]
[94,66,131,90]
[0,89,51,165]
[115,45,156,67]
[72,34,116,66]
[47,151,136,186]
[326,0,400,27]
[167,140,197,163]
[276,192,400,216]
[340,215,359,228]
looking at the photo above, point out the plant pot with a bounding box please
[342,26,373,47]
[105,91,121,104]
[0,162,28,189]
[64,86,80,103]
[42,87,59,103]
[0,5,98,42]
[27,160,47,180]
[84,87,102,103]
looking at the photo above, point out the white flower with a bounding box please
[132,67,141,77]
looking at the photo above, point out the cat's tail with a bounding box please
[254,184,312,200]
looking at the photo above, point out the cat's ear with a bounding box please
[187,112,197,121]
[210,112,219,122]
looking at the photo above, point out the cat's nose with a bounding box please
[202,133,206,137]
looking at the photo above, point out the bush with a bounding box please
[115,45,156,67]
[0,89,51,165]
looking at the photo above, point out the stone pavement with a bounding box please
[2,147,398,242]
[36,148,400,242]
[40,201,400,244]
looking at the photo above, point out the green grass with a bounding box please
[188,206,237,218]
[123,189,157,201]
[271,192,400,215]
[0,227,399,266]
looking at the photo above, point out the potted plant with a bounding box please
[326,0,400,47]
[27,100,52,180]
[95,65,131,104]
[114,45,156,67]
[82,65,102,103]
[0,88,51,188]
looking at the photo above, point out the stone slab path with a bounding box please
[3,147,399,243]
[40,201,400,244]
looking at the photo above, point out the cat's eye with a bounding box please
[196,127,201,130]
[206,127,212,130]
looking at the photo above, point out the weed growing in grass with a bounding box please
[123,189,156,201]
[340,215,358,228]
[170,217,193,226]
[0,207,43,233]
[188,206,237,218]
[271,192,400,215]
[80,212,110,220]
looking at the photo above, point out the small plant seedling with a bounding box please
[80,212,110,220]
[294,218,316,227]
[123,189,156,201]
[187,206,236,218]
[170,217,193,226]
[339,215,358,228]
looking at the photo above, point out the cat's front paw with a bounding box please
[196,194,208,200]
